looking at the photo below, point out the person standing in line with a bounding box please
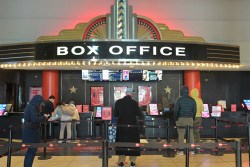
[58,102,75,143]
[22,95,49,167]
[115,88,142,167]
[190,88,204,145]
[70,101,80,141]
[174,86,197,155]
[42,95,55,115]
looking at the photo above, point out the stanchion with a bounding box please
[102,140,109,167]
[163,119,175,158]
[99,121,112,159]
[235,140,242,167]
[211,118,224,156]
[38,122,52,160]
[185,125,190,167]
[7,125,12,167]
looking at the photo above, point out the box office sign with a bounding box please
[35,41,239,63]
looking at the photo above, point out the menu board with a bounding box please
[109,70,122,81]
[143,70,162,81]
[89,70,102,81]
[129,70,143,81]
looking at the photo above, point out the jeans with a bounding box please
[24,147,37,167]
[72,121,77,139]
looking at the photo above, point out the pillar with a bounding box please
[42,70,59,106]
[184,70,201,97]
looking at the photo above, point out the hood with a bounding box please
[30,95,44,107]
[180,86,189,96]
[190,88,199,99]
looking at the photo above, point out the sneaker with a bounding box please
[190,151,195,155]
[130,162,136,167]
[176,151,184,156]
[58,140,63,143]
[66,140,71,143]
[118,162,124,167]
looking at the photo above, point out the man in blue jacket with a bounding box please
[174,86,196,155]
[22,95,49,167]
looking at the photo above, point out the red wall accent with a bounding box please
[42,70,59,106]
[184,70,201,97]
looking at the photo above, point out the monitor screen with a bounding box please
[148,104,159,115]
[82,70,89,80]
[109,70,122,81]
[211,106,222,117]
[129,70,143,81]
[95,106,102,117]
[243,99,250,111]
[143,70,162,81]
[0,104,7,116]
[89,70,102,81]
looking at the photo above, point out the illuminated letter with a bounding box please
[57,46,68,56]
[72,46,85,55]
[109,45,123,55]
[176,47,186,56]
[140,46,150,55]
[87,46,99,55]
[160,47,172,56]
[127,46,137,55]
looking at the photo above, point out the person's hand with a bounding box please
[44,114,50,119]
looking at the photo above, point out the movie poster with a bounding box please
[91,86,104,106]
[138,86,151,106]
[29,87,42,101]
[114,86,127,102]
[102,107,112,120]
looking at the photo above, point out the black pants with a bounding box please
[24,147,37,167]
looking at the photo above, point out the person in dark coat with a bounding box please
[42,95,55,115]
[174,86,197,155]
[114,88,142,167]
[22,95,49,167]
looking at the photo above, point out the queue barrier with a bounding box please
[0,119,249,167]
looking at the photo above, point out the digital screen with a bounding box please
[243,100,250,110]
[122,70,129,81]
[95,107,102,117]
[82,70,89,80]
[0,104,7,116]
[143,70,162,81]
[102,70,109,81]
[89,70,102,81]
[109,70,122,81]
[129,70,143,81]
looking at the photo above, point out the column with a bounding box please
[42,70,59,105]
[184,70,201,97]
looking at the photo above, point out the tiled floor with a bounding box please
[0,154,249,167]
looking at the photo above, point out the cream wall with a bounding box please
[0,0,249,69]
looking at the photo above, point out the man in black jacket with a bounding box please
[174,86,196,155]
[115,88,142,167]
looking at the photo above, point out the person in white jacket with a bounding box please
[58,102,75,143]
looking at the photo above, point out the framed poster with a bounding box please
[148,104,159,115]
[102,106,112,120]
[83,105,90,113]
[138,86,151,106]
[91,86,104,106]
[29,87,42,101]
[114,86,127,102]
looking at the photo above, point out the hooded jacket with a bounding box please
[22,95,46,143]
[174,86,197,120]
